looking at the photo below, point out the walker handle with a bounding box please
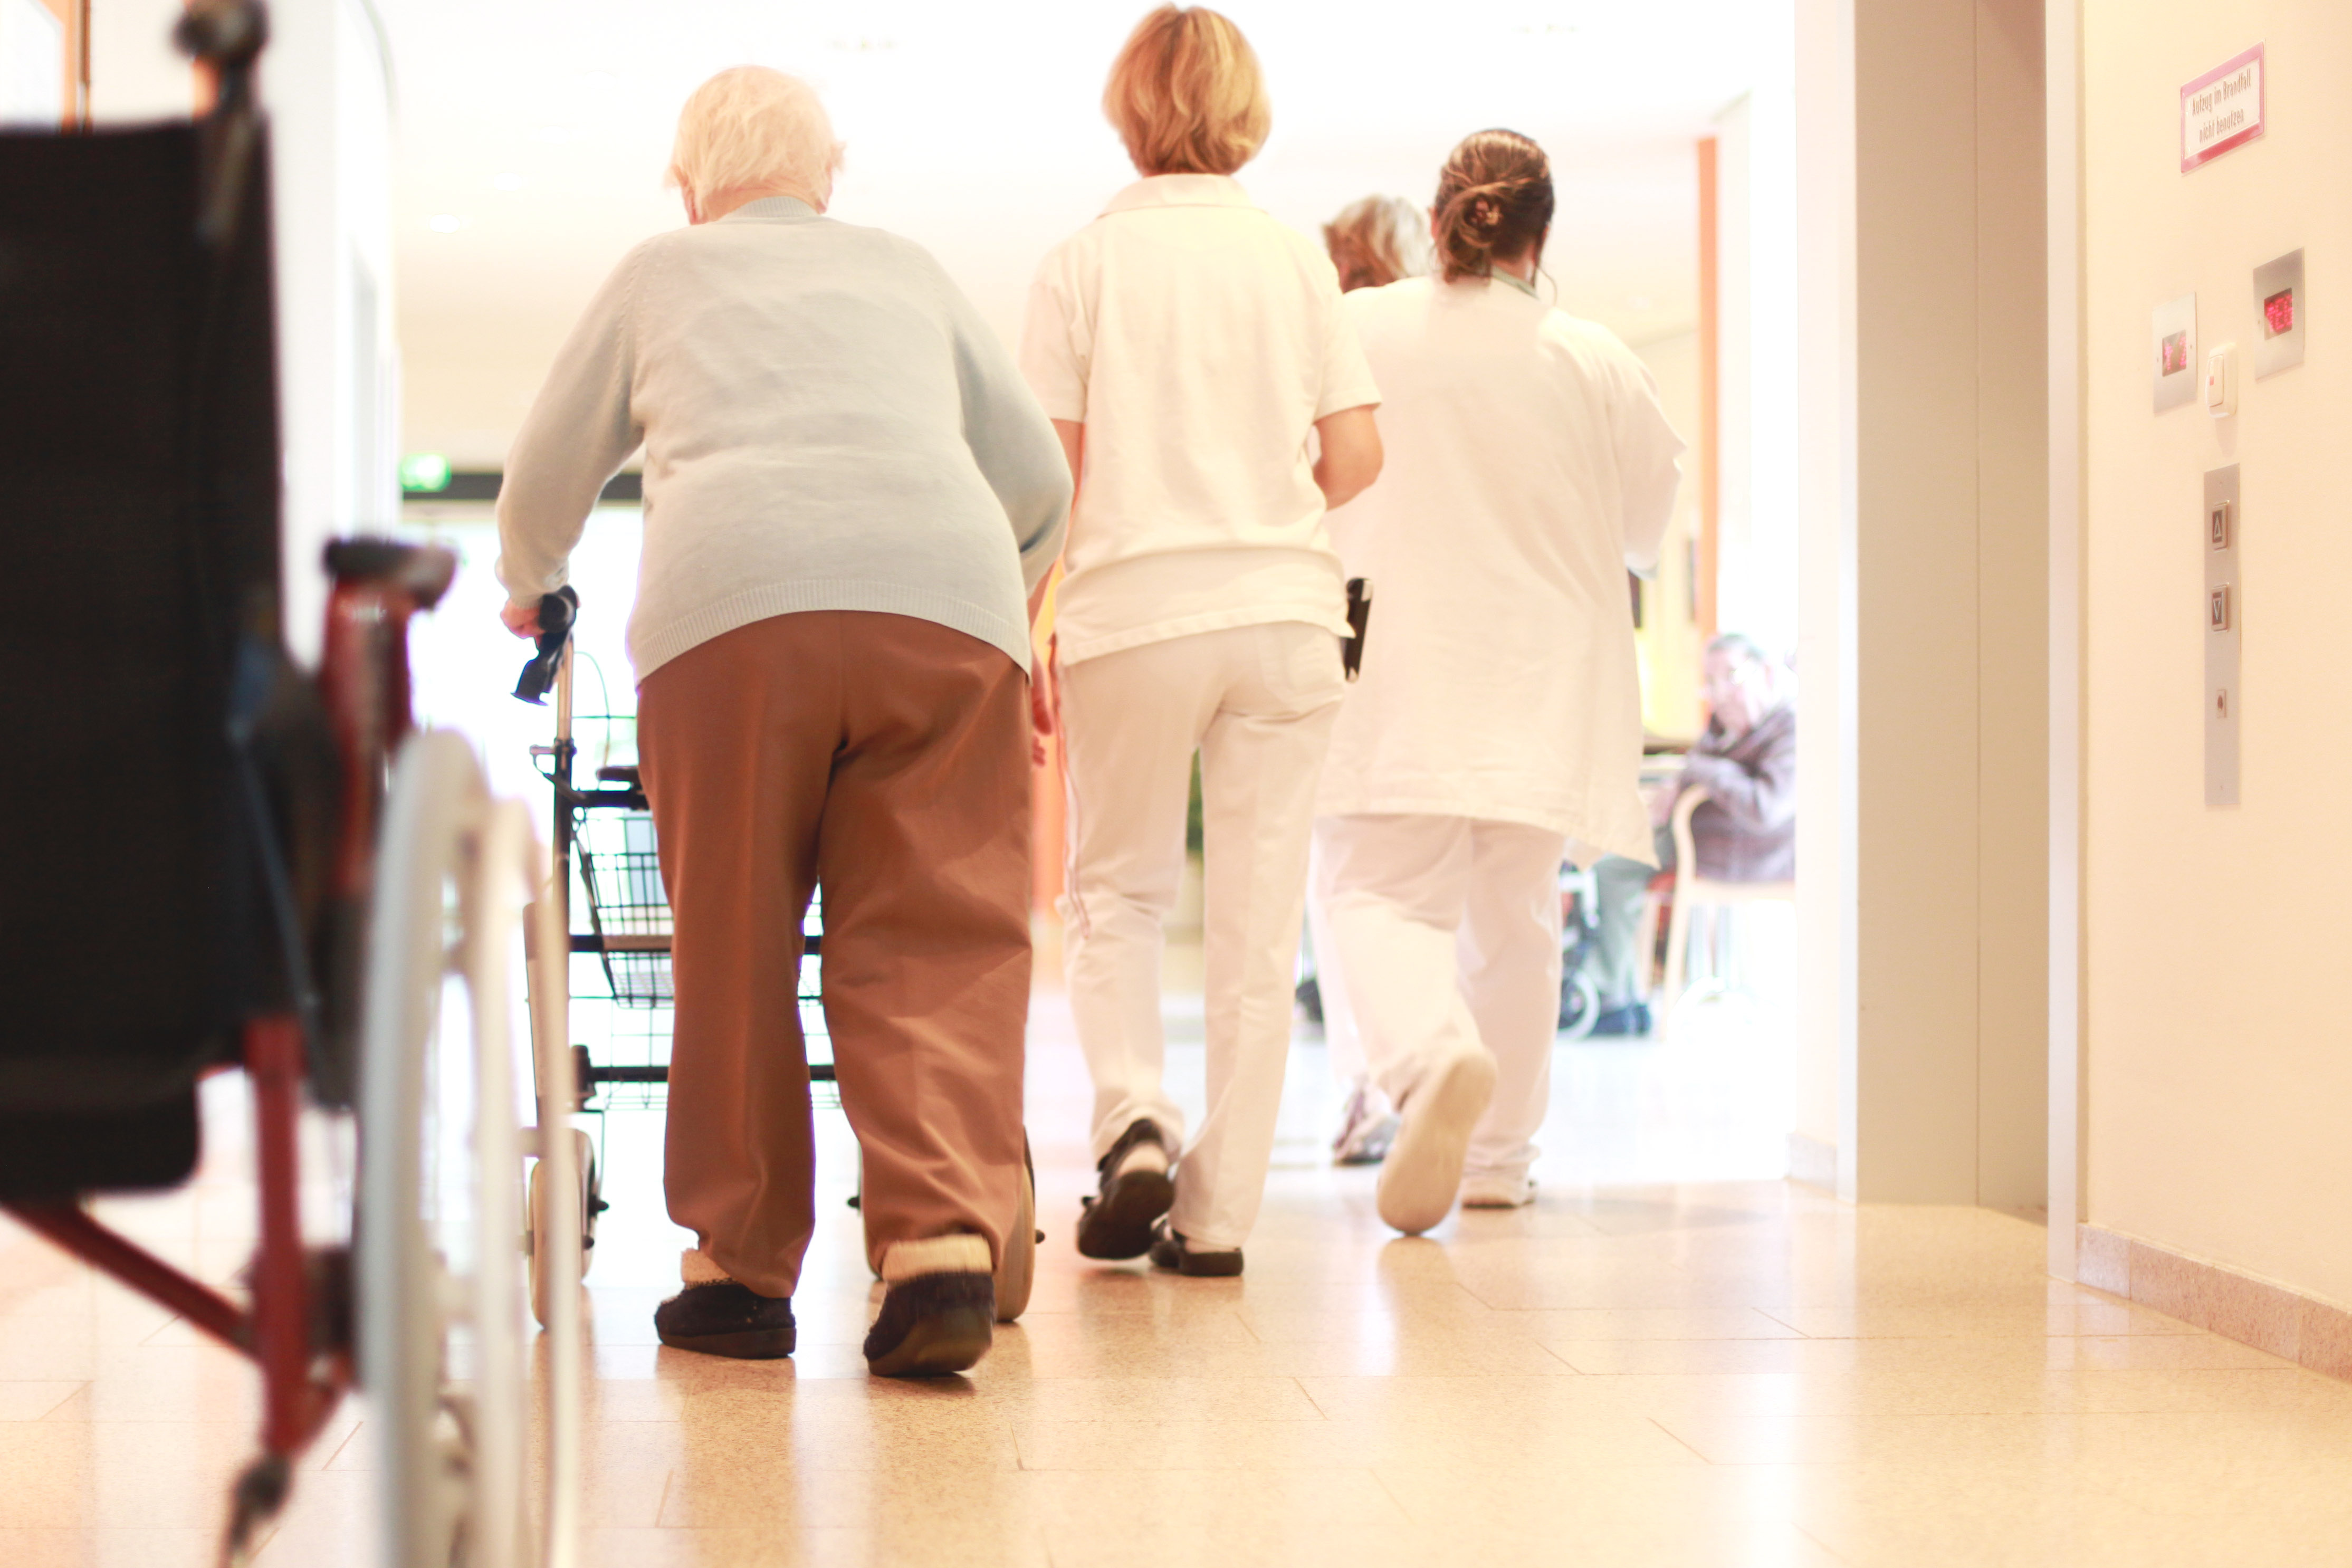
[512,587,579,705]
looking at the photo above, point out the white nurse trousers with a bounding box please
[1311,813,1566,1185]
[1057,621,1345,1249]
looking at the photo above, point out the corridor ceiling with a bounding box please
[381,0,1771,465]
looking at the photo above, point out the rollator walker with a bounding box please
[0,5,581,1562]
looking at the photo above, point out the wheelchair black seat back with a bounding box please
[0,105,303,1196]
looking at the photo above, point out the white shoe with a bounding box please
[1332,1085,1400,1166]
[1459,1173,1536,1209]
[1375,1053,1498,1236]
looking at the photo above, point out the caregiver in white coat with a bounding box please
[1312,128,1684,1236]
[1020,5,1383,1276]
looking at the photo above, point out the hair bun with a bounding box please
[1431,131,1555,283]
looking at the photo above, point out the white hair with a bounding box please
[666,68,843,207]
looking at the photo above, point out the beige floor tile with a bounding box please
[1517,1306,1810,1342]
[579,1524,1054,1568]
[980,1374,1326,1423]
[1370,1465,1861,1567]
[1763,1294,2203,1338]
[1573,1362,2352,1422]
[1551,1328,2296,1376]
[2058,1331,2293,1370]
[1652,1410,2097,1467]
[655,1462,1047,1530]
[1231,1300,1513,1340]
[0,1424,255,1530]
[41,1375,262,1425]
[1778,1454,2352,1567]
[1294,1371,1642,1424]
[1011,1409,1701,1471]
[0,1528,226,1568]
[0,1383,84,1421]
[993,1322,1574,1379]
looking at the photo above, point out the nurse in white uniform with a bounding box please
[1019,5,1383,1275]
[1312,129,1684,1236]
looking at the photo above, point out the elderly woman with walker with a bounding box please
[1311,129,1686,1236]
[1021,5,1383,1276]
[496,68,1069,1375]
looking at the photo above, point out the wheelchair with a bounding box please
[0,5,579,1562]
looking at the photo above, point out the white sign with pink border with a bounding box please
[2182,45,2264,173]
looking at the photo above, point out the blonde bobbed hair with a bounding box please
[666,66,844,208]
[1103,6,1270,177]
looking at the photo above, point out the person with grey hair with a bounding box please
[495,66,1070,1376]
[1586,633,1797,1034]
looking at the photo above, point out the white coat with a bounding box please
[1314,274,1685,867]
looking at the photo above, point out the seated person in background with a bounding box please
[1588,633,1795,1035]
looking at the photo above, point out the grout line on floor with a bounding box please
[1794,1521,1854,1564]
[1646,1413,1714,1464]
[321,1421,363,1469]
[30,1380,89,1419]
[1533,1337,1583,1374]
[1364,1463,1414,1525]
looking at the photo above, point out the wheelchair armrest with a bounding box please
[322,538,457,608]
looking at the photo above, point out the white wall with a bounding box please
[1713,20,1802,667]
[1795,0,2048,1203]
[2078,0,2352,1305]
[264,0,397,661]
[1,0,68,126]
[1793,0,1859,1180]
[1632,328,1707,738]
[86,0,187,121]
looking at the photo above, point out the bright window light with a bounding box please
[428,214,464,233]
[399,453,452,493]
[492,171,524,192]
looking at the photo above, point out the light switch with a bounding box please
[2204,343,2238,417]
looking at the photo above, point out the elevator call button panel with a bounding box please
[2204,465,2241,807]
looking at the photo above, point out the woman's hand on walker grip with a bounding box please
[501,598,543,639]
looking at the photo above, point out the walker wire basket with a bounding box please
[575,814,671,1007]
[569,806,832,1109]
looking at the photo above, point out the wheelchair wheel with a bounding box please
[1559,969,1601,1041]
[358,732,577,1568]
[995,1137,1038,1323]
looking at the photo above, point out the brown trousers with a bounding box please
[636,611,1032,1297]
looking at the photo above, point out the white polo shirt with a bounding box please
[1019,175,1381,665]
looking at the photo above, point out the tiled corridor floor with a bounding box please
[6,986,2352,1566]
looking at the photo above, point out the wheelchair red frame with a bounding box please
[2,547,452,1518]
